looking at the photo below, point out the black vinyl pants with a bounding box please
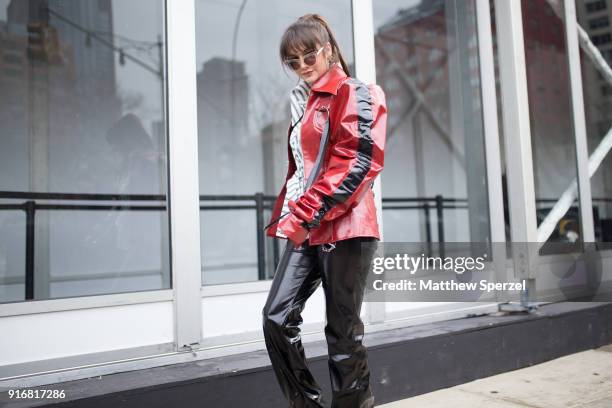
[262,236,378,408]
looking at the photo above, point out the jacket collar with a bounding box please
[310,63,347,95]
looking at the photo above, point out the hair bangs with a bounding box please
[280,25,326,61]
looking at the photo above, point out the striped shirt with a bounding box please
[276,80,311,239]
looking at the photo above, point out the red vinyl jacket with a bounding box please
[265,63,387,247]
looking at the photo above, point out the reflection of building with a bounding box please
[519,0,611,239]
[196,57,263,195]
[374,0,486,243]
[577,0,612,132]
[520,0,575,204]
[261,118,289,199]
[374,0,449,211]
[2,0,123,194]
[0,10,77,191]
[375,0,457,137]
[0,20,28,191]
[8,0,121,138]
[196,57,269,284]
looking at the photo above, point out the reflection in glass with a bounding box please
[373,0,490,254]
[576,0,612,249]
[195,0,354,285]
[0,0,169,303]
[521,0,582,254]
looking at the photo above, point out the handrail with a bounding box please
[3,190,565,300]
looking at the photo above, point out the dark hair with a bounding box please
[279,13,351,77]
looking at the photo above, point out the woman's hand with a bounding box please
[278,200,319,246]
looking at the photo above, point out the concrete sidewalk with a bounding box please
[379,344,612,408]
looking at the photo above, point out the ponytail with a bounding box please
[308,14,351,77]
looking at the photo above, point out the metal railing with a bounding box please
[382,195,468,260]
[0,191,464,298]
[5,190,607,300]
[0,191,168,300]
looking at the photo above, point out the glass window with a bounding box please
[588,15,610,29]
[195,0,354,285]
[576,0,612,249]
[585,0,608,13]
[592,32,612,44]
[518,0,583,255]
[373,0,491,250]
[0,0,169,303]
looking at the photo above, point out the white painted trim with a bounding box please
[493,0,538,288]
[563,0,595,244]
[0,290,173,317]
[352,0,386,325]
[201,280,272,297]
[476,0,505,246]
[165,0,203,351]
[476,0,512,303]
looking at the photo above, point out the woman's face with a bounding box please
[289,42,333,85]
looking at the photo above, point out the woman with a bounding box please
[262,13,387,408]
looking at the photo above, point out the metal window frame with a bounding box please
[0,290,173,318]
[165,0,202,351]
[358,0,504,319]
[476,0,511,302]
[493,0,539,298]
[0,0,208,353]
[194,0,506,324]
[193,0,385,331]
[351,0,387,325]
[0,0,203,368]
[562,0,612,295]
[564,0,596,245]
[193,0,362,299]
[492,0,603,302]
[0,3,182,319]
[477,0,506,246]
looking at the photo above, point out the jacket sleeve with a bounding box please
[277,79,387,245]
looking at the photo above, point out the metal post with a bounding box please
[435,195,445,260]
[423,203,432,258]
[255,192,265,280]
[352,0,385,324]
[24,200,36,300]
[563,0,595,245]
[476,0,510,304]
[494,0,539,312]
[166,0,203,351]
[272,238,280,279]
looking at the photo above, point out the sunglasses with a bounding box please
[283,46,325,70]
